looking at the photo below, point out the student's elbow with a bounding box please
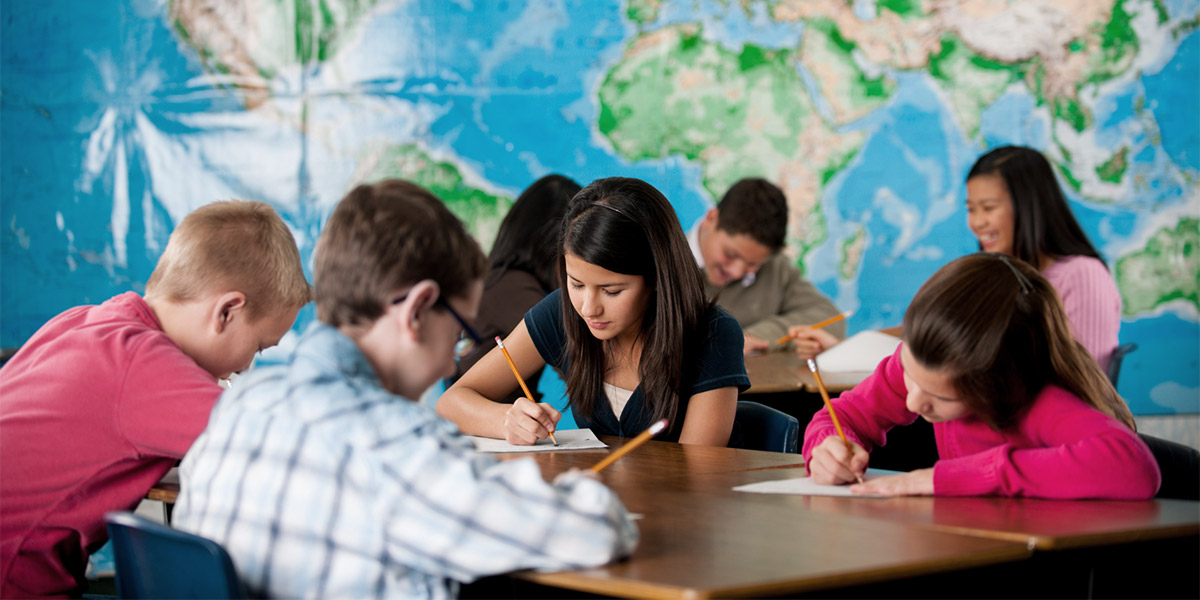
[1123,439,1163,499]
[434,386,464,419]
[1096,433,1162,499]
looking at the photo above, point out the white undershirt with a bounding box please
[602,382,635,419]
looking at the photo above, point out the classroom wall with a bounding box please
[2,1,1197,418]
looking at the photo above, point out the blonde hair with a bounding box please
[145,200,311,319]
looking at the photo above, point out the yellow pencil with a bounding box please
[590,419,669,472]
[776,310,854,345]
[495,336,558,446]
[806,357,864,484]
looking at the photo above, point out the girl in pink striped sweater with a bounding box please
[965,145,1121,371]
[803,253,1159,499]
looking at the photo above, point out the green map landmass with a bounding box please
[1116,217,1200,315]
[355,144,512,247]
[597,24,862,259]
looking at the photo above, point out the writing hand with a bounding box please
[787,327,840,359]
[503,397,561,445]
[807,435,869,485]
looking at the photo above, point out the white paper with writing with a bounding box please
[732,469,904,498]
[466,428,608,453]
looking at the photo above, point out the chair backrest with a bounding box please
[104,511,248,599]
[1138,434,1200,501]
[1106,342,1138,389]
[734,401,799,453]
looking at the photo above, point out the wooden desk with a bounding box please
[500,439,1030,599]
[685,467,1200,551]
[146,467,179,504]
[742,351,869,394]
[151,436,1197,598]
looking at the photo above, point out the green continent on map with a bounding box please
[598,24,863,257]
[1115,217,1200,315]
[169,0,380,107]
[800,18,896,125]
[1096,147,1130,184]
[1084,0,1140,86]
[838,225,866,280]
[355,144,511,245]
[928,33,1026,138]
[626,0,661,25]
[598,25,810,181]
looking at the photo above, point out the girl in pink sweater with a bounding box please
[965,145,1121,371]
[803,253,1160,499]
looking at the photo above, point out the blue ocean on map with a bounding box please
[2,0,1197,416]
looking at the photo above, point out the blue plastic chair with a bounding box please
[104,511,247,599]
[734,401,800,453]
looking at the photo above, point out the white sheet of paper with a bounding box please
[467,428,608,453]
[732,469,904,498]
[814,330,901,373]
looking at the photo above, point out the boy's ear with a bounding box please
[392,280,440,335]
[212,291,248,334]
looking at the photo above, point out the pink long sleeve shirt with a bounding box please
[1042,255,1121,371]
[0,292,223,598]
[801,345,1160,499]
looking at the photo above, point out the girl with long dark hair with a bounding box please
[439,177,749,445]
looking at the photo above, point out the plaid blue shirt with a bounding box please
[173,322,638,599]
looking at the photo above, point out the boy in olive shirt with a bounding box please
[688,178,844,355]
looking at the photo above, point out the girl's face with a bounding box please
[564,252,652,345]
[899,346,971,423]
[966,174,1016,256]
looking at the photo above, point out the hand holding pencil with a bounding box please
[806,358,867,485]
[496,337,560,446]
[779,311,853,358]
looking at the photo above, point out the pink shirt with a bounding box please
[0,293,222,598]
[802,346,1160,499]
[1042,255,1121,371]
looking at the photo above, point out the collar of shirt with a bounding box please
[687,220,757,288]
[294,321,386,387]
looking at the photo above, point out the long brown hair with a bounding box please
[903,253,1134,430]
[968,145,1105,269]
[557,177,711,431]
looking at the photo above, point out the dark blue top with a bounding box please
[524,289,750,442]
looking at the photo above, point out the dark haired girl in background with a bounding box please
[448,174,581,403]
[439,177,749,446]
[966,145,1121,370]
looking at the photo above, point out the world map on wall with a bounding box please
[2,0,1197,415]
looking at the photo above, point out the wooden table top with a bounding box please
[148,435,1198,598]
[651,459,1200,551]
[501,438,1030,599]
[742,350,870,394]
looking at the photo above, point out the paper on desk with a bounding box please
[815,330,901,373]
[466,428,608,453]
[732,469,904,498]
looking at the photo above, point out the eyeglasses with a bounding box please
[392,294,483,358]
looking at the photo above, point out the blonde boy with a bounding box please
[173,180,637,598]
[0,200,309,598]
